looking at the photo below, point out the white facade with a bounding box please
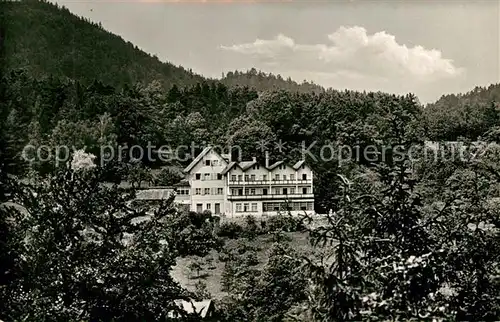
[175,147,315,217]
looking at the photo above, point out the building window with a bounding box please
[196,204,203,213]
[215,203,220,214]
[213,160,219,166]
[251,203,257,212]
[236,203,242,212]
[283,174,287,180]
[204,188,210,195]
[238,175,242,181]
[302,165,305,170]
[195,173,201,180]
[290,174,295,180]
[250,188,255,195]
[263,202,282,212]
[283,188,288,195]
[275,188,280,195]
[244,175,249,181]
[290,188,295,195]
[263,175,267,181]
[302,187,308,194]
[250,174,256,181]
[217,173,223,180]
[245,188,249,195]
[275,174,280,180]
[231,175,236,181]
[217,188,223,195]
[195,188,201,195]
[204,173,210,181]
[302,174,307,180]
[243,203,249,212]
[206,203,211,210]
[205,160,211,166]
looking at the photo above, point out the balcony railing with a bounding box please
[227,193,314,200]
[228,179,312,186]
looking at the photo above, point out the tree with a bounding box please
[5,165,220,321]
[219,241,307,322]
[156,167,182,186]
[126,160,153,188]
[193,280,211,301]
[188,257,204,279]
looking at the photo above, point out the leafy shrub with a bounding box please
[242,215,260,240]
[218,221,244,239]
[155,167,182,186]
[218,239,259,263]
[193,280,211,300]
[266,215,305,233]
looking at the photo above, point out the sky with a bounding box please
[54,0,499,103]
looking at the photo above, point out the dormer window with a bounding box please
[205,160,211,166]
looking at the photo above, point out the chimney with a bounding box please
[265,151,269,168]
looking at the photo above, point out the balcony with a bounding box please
[227,193,314,201]
[228,179,312,186]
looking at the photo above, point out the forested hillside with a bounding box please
[424,84,500,141]
[0,0,325,94]
[2,1,500,321]
[221,69,325,94]
[0,0,206,88]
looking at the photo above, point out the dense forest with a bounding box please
[0,0,325,93]
[1,0,500,321]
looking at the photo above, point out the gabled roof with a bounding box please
[267,161,284,170]
[292,160,305,170]
[183,146,212,173]
[183,146,228,174]
[173,180,190,187]
[221,161,240,175]
[221,159,308,174]
[135,188,174,200]
[239,161,257,171]
[172,299,214,318]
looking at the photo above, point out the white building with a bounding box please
[176,146,315,217]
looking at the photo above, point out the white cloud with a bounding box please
[220,26,464,82]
